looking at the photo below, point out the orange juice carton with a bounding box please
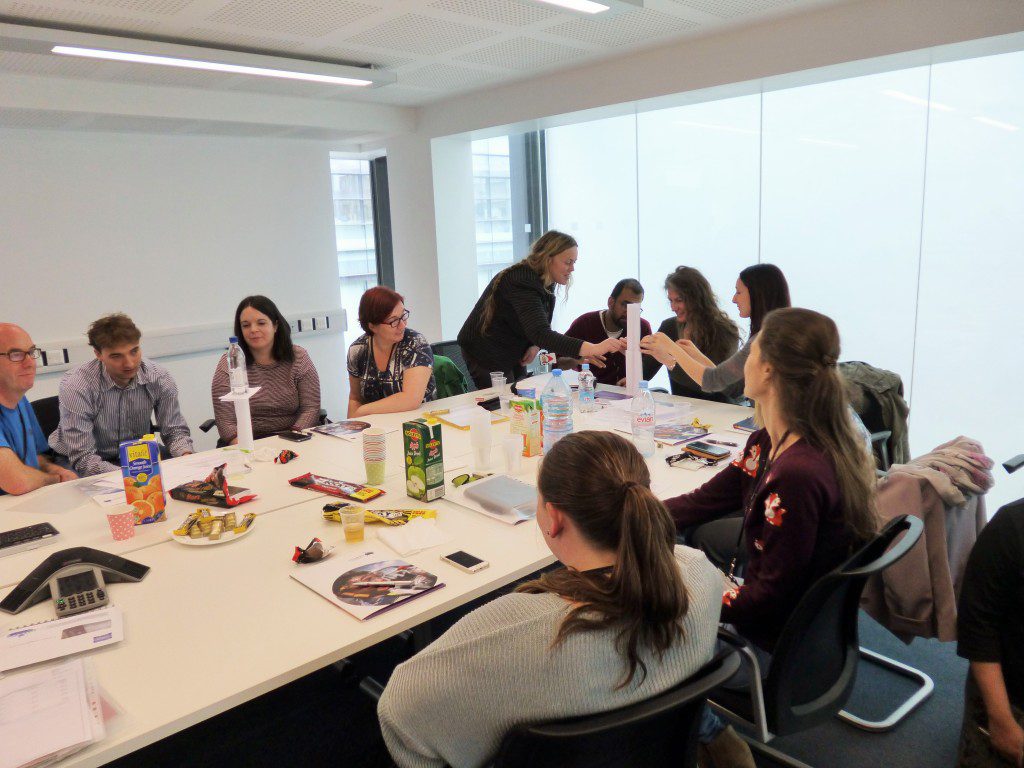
[119,434,166,524]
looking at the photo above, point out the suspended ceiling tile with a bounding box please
[345,13,497,56]
[545,8,700,48]
[315,45,415,69]
[428,0,563,27]
[206,0,383,39]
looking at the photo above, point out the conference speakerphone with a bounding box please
[0,547,150,615]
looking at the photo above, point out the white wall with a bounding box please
[0,127,348,449]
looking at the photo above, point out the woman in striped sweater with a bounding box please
[211,295,321,445]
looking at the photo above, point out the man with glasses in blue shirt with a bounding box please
[0,324,77,495]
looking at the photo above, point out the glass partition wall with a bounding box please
[514,46,1024,510]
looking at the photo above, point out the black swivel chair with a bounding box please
[360,647,740,768]
[429,340,476,392]
[710,514,924,767]
[30,396,61,444]
[490,648,740,768]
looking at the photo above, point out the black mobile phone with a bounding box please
[478,396,501,412]
[278,430,312,442]
[685,441,732,460]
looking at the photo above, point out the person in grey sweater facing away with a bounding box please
[378,431,722,768]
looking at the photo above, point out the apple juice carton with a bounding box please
[119,433,166,524]
[403,418,445,502]
[510,398,543,457]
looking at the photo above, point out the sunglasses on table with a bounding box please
[452,473,492,487]
[665,453,723,469]
[0,347,41,362]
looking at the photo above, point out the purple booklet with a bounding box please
[595,390,632,401]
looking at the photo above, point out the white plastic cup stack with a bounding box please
[490,371,509,413]
[469,408,492,471]
[362,428,387,485]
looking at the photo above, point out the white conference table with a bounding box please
[0,386,751,768]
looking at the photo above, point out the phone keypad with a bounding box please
[55,588,109,618]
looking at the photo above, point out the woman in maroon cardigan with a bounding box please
[664,308,878,768]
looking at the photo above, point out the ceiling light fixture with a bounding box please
[520,0,644,15]
[0,22,395,88]
[534,0,611,12]
[52,46,372,87]
[972,115,1019,132]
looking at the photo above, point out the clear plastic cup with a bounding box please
[340,509,365,543]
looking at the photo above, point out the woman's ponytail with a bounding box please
[519,431,690,687]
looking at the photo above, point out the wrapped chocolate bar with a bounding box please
[170,464,258,508]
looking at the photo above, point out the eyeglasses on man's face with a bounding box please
[0,347,41,363]
[384,309,411,329]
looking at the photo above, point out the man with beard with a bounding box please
[561,279,650,386]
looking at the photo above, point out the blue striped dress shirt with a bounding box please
[49,358,194,476]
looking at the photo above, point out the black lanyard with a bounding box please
[727,429,792,583]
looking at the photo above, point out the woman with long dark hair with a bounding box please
[641,263,789,399]
[663,308,877,768]
[458,231,626,388]
[378,431,722,768]
[640,266,740,401]
[210,295,321,444]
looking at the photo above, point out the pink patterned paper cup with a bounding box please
[106,505,137,541]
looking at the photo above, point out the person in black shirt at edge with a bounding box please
[956,498,1024,767]
[457,231,627,389]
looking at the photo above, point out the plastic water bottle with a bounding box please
[227,336,249,395]
[578,363,597,413]
[541,369,574,454]
[631,381,656,458]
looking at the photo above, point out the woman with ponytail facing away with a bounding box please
[664,308,878,768]
[378,431,722,768]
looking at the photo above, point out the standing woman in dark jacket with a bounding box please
[640,266,740,402]
[458,231,626,388]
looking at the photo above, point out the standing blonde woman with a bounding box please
[457,231,626,388]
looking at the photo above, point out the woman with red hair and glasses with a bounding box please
[347,287,436,418]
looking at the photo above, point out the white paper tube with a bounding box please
[233,396,255,453]
[626,303,642,395]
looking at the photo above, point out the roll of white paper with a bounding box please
[233,396,255,453]
[626,303,642,395]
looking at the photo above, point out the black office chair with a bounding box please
[490,649,740,768]
[710,514,924,767]
[30,396,60,442]
[360,647,740,768]
[430,340,476,392]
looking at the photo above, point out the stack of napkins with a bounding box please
[377,517,453,556]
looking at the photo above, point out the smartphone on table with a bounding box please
[278,430,312,442]
[684,441,732,462]
[441,551,489,573]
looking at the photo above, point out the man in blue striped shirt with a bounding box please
[50,314,194,477]
[0,323,78,495]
